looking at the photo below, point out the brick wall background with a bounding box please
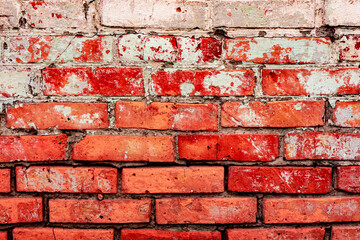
[0,0,359,239]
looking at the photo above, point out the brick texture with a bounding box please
[0,0,359,237]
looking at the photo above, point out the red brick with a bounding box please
[43,68,144,96]
[121,229,221,240]
[218,134,279,161]
[228,167,332,194]
[150,70,254,96]
[0,135,67,162]
[285,132,360,160]
[16,166,118,193]
[332,226,360,240]
[73,135,174,162]
[262,68,360,96]
[122,166,224,194]
[225,38,332,64]
[339,35,360,61]
[333,102,360,127]
[118,35,221,64]
[156,197,257,224]
[0,198,42,224]
[337,167,360,193]
[0,232,6,240]
[115,101,218,131]
[13,228,114,240]
[178,135,218,160]
[5,36,113,63]
[263,197,360,223]
[0,169,10,193]
[222,101,324,127]
[7,103,108,129]
[226,228,325,240]
[49,198,151,223]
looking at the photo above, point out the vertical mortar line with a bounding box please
[253,66,263,99]
[206,0,213,31]
[314,0,326,30]
[324,225,332,240]
[256,195,263,224]
[332,165,337,193]
[114,227,121,240]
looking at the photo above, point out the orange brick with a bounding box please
[222,101,324,127]
[156,197,256,224]
[0,135,67,162]
[121,229,221,240]
[333,102,360,127]
[332,226,360,240]
[49,199,151,223]
[115,101,218,131]
[0,198,42,224]
[13,228,114,240]
[16,166,118,193]
[73,135,174,162]
[0,169,11,192]
[226,228,325,240]
[178,135,218,160]
[337,166,360,193]
[122,166,224,194]
[7,103,108,129]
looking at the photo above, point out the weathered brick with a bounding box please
[5,36,113,63]
[73,135,174,162]
[115,101,218,131]
[25,0,88,29]
[325,0,360,26]
[178,134,279,161]
[121,229,221,240]
[43,68,144,96]
[0,70,31,97]
[0,0,20,28]
[16,166,118,193]
[178,135,218,160]
[13,228,114,240]
[333,102,360,127]
[228,167,332,194]
[150,69,254,96]
[219,134,279,161]
[0,169,10,193]
[122,166,224,194]
[49,199,151,223]
[226,228,325,240]
[0,232,6,240]
[118,35,221,64]
[0,135,67,162]
[101,0,207,29]
[213,0,315,28]
[225,38,332,64]
[7,103,108,129]
[337,167,360,193]
[0,198,42,224]
[263,197,360,223]
[338,36,360,61]
[285,132,360,160]
[262,68,360,96]
[332,226,360,240]
[156,197,257,224]
[222,101,324,128]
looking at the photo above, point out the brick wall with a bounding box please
[0,0,359,239]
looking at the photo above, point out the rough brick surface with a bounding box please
[156,197,257,224]
[331,226,360,240]
[150,69,254,96]
[226,228,325,240]
[263,197,360,223]
[0,198,42,224]
[0,135,67,162]
[115,101,218,131]
[225,38,332,64]
[121,229,221,240]
[122,166,224,194]
[285,132,360,160]
[49,199,151,223]
[13,228,114,240]
[73,135,174,162]
[16,166,118,193]
[325,0,360,26]
[0,232,6,240]
[333,102,360,127]
[337,167,360,193]
[339,35,360,61]
[0,169,10,193]
[0,70,31,97]
[228,167,332,194]
[262,68,360,96]
[0,0,20,28]
[222,101,324,128]
[214,0,315,28]
[43,68,144,96]
[7,103,108,129]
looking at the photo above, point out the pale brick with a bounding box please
[325,0,360,26]
[0,0,20,28]
[0,70,31,97]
